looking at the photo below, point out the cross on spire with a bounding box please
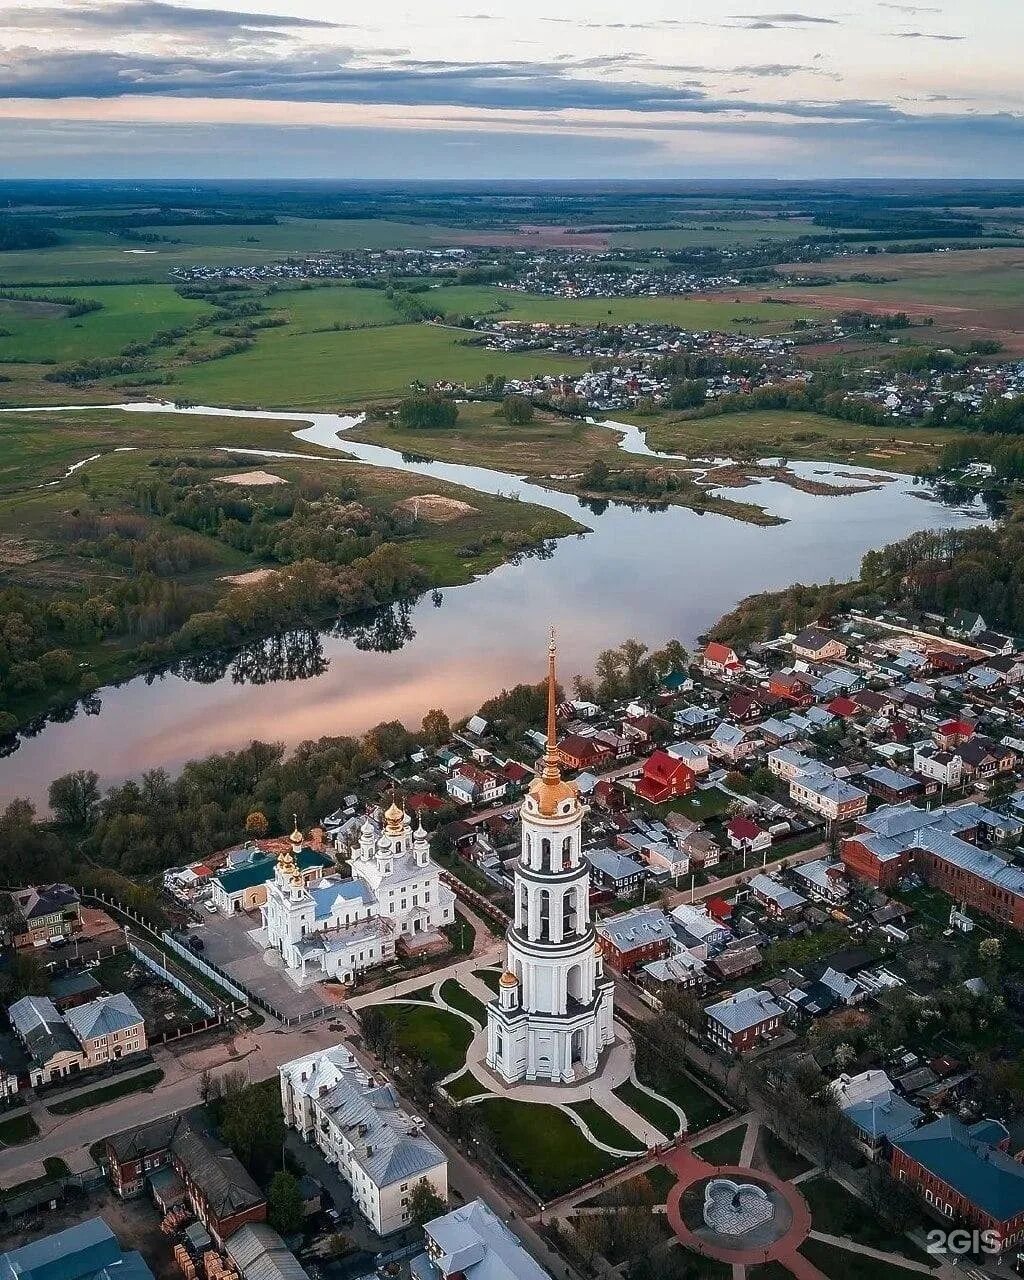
[543,626,561,782]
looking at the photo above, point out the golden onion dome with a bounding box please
[499,970,519,987]
[384,800,405,834]
[528,773,580,817]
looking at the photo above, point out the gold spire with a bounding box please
[542,626,560,782]
[528,628,579,817]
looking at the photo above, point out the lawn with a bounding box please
[439,979,488,1026]
[608,218,827,250]
[374,1002,474,1075]
[579,1163,679,1206]
[612,1080,682,1138]
[442,911,476,955]
[757,1128,812,1180]
[799,1237,926,1280]
[473,968,502,994]
[473,1098,625,1199]
[0,1109,39,1145]
[633,1057,729,1132]
[799,1176,937,1267]
[692,1125,746,1167]
[444,1071,490,1101]
[656,786,733,823]
[47,1067,165,1116]
[568,1100,646,1153]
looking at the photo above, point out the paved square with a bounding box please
[192,911,333,1018]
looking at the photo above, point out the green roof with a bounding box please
[214,849,332,895]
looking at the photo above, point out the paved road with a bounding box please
[0,1022,344,1181]
[663,840,831,909]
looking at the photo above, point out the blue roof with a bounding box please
[842,1094,922,1142]
[0,1219,155,1280]
[892,1116,1024,1222]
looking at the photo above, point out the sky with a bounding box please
[0,0,1021,179]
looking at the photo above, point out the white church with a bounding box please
[486,637,615,1084]
[262,805,456,985]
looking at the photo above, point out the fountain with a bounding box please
[703,1178,776,1237]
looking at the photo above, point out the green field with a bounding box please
[606,218,834,249]
[430,285,815,333]
[642,409,965,472]
[0,284,212,363]
[165,319,586,408]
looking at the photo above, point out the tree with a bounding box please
[501,395,534,425]
[407,1178,447,1226]
[48,769,100,829]
[244,810,269,839]
[197,1068,215,1105]
[397,394,458,429]
[666,378,707,410]
[751,767,777,796]
[268,1170,304,1235]
[421,708,451,747]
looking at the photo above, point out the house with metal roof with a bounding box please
[412,1198,553,1280]
[748,873,805,918]
[704,987,783,1054]
[596,907,675,972]
[225,1224,310,1280]
[829,1070,923,1157]
[8,995,85,1086]
[0,1217,155,1280]
[280,1044,447,1237]
[210,848,333,915]
[65,995,146,1069]
[890,1115,1024,1250]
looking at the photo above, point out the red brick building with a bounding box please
[556,734,612,771]
[890,1116,1024,1252]
[105,1116,267,1244]
[596,908,674,972]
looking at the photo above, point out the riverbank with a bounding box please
[0,399,984,801]
[0,407,583,733]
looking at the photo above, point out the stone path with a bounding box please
[808,1230,937,1275]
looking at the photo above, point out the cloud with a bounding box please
[730,12,839,23]
[0,0,345,37]
[896,29,965,39]
[0,46,914,123]
[879,3,942,11]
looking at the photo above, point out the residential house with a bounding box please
[747,870,803,921]
[913,744,963,790]
[767,747,818,783]
[704,988,783,1054]
[702,642,743,680]
[556,735,612,772]
[9,995,85,1085]
[446,763,507,806]
[769,672,815,707]
[634,750,696,804]
[412,1198,553,1280]
[709,722,754,763]
[280,1045,447,1236]
[792,858,849,905]
[671,903,732,954]
[790,768,868,822]
[955,736,1016,786]
[793,627,848,663]
[586,848,647,897]
[830,1070,923,1159]
[4,884,80,949]
[726,817,772,856]
[862,765,922,805]
[949,609,986,639]
[64,994,146,1067]
[890,1115,1024,1251]
[596,907,675,972]
[748,873,805,918]
[666,741,710,775]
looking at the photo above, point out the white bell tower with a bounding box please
[486,632,614,1084]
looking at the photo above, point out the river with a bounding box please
[0,402,985,802]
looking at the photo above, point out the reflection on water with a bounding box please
[0,400,989,802]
